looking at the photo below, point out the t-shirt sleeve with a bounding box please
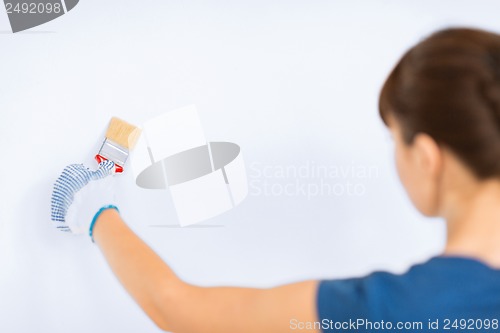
[317,271,399,331]
[317,277,371,322]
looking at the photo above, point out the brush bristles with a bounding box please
[105,117,142,149]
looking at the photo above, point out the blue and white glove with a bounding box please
[51,160,118,241]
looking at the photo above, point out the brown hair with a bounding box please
[379,28,500,179]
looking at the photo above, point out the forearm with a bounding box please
[93,209,185,331]
[92,209,319,333]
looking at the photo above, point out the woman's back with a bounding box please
[318,256,500,332]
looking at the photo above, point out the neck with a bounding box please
[444,179,500,268]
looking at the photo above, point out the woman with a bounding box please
[51,28,500,332]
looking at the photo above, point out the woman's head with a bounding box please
[379,28,500,216]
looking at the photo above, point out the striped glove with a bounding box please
[51,160,119,241]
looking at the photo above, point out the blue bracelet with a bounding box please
[89,205,120,243]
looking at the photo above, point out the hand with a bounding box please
[51,160,119,241]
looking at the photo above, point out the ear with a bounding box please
[412,133,443,179]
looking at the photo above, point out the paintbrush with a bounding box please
[95,117,142,173]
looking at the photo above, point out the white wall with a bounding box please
[1,1,499,332]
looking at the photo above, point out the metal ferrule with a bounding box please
[98,138,129,167]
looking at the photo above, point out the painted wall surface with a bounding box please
[1,1,498,332]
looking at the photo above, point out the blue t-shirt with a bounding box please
[316,256,500,332]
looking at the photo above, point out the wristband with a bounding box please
[89,205,119,243]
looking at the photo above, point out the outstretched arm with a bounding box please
[93,209,320,333]
[50,162,319,333]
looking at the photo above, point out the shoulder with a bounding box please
[317,257,449,321]
[317,256,500,328]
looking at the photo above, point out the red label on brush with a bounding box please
[95,155,124,173]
